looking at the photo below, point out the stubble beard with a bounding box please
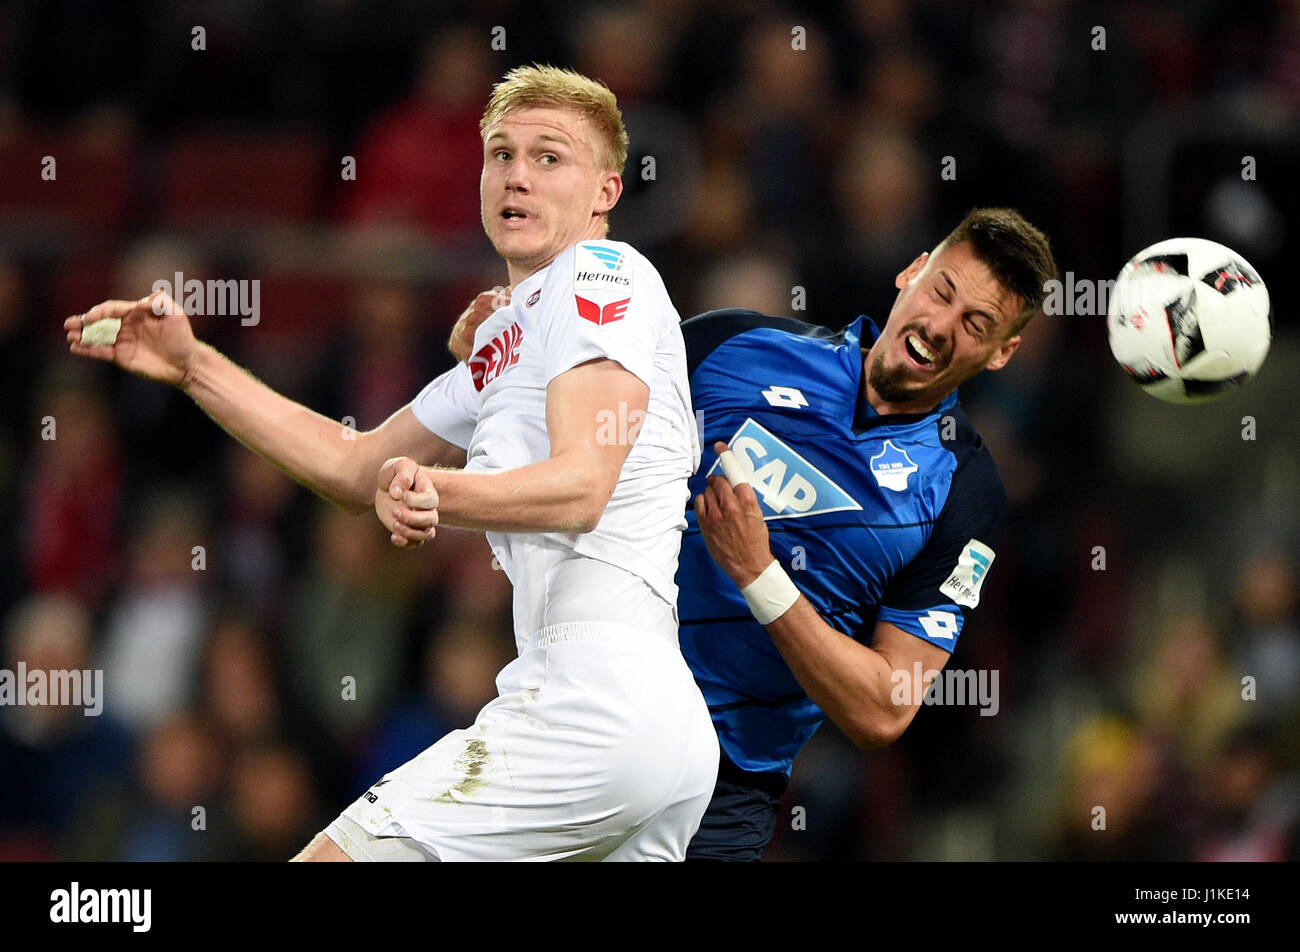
[868,347,926,404]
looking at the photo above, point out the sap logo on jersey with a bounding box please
[940,539,996,608]
[575,242,632,291]
[469,323,523,392]
[870,440,919,491]
[708,418,862,519]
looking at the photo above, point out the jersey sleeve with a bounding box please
[539,242,665,387]
[876,451,1006,652]
[409,362,478,450]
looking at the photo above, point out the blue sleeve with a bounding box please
[876,448,1005,651]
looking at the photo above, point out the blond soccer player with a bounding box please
[66,65,718,862]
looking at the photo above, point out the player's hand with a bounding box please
[65,290,201,389]
[376,456,439,548]
[448,286,510,362]
[694,441,773,588]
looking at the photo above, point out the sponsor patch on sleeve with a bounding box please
[575,295,630,326]
[574,242,633,293]
[939,538,996,608]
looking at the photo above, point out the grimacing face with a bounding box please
[865,239,1025,415]
[480,105,622,284]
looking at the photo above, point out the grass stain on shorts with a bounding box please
[433,738,490,803]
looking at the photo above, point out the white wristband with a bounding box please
[740,560,801,625]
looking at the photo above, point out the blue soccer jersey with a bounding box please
[677,309,1006,776]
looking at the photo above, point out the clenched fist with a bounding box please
[376,456,439,548]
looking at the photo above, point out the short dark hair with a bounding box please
[936,207,1057,337]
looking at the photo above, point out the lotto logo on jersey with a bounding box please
[576,296,630,326]
[707,418,862,520]
[940,539,996,608]
[575,242,632,291]
[469,322,523,391]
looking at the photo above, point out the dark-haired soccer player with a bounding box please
[677,207,1056,859]
[424,208,1055,861]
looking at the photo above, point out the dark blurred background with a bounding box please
[0,0,1296,861]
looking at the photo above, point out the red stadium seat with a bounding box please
[223,269,354,394]
[0,131,132,237]
[248,270,352,341]
[159,129,327,226]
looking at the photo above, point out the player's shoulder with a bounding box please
[546,238,668,298]
[551,238,658,274]
[933,402,1007,519]
[681,308,857,377]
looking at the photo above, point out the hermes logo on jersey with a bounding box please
[575,296,630,326]
[940,539,996,608]
[469,322,523,392]
[575,243,632,291]
[575,270,632,289]
[870,440,919,492]
[580,242,625,270]
[707,418,862,520]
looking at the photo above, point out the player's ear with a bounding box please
[594,171,622,216]
[984,334,1021,371]
[895,252,929,289]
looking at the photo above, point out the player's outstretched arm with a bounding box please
[66,291,465,512]
[695,445,951,748]
[379,357,647,536]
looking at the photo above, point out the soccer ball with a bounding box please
[1106,237,1271,404]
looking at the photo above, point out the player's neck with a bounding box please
[865,387,940,418]
[506,260,543,286]
[505,220,612,285]
[861,354,943,418]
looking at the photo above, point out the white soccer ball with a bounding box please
[1106,237,1271,404]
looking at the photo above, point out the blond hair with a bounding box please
[480,64,629,174]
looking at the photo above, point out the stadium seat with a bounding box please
[158,130,327,226]
[248,270,352,341]
[0,131,133,238]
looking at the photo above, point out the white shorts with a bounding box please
[325,622,719,861]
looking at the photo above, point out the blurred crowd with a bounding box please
[0,0,1297,860]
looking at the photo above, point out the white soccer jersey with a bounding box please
[411,239,701,646]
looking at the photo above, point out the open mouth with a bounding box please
[500,207,530,224]
[903,333,940,371]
